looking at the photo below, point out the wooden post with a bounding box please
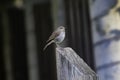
[56,47,98,80]
[25,2,39,80]
[2,10,14,80]
[90,0,120,80]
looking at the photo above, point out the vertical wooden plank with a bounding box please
[2,10,14,80]
[25,2,40,80]
[90,0,120,80]
[0,12,5,80]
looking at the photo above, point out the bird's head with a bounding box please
[58,26,65,32]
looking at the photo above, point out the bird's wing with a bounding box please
[46,30,60,42]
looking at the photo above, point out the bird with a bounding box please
[43,26,65,50]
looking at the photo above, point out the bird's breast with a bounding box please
[55,32,65,43]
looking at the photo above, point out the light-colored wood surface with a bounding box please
[56,47,98,80]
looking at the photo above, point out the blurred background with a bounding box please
[0,0,120,80]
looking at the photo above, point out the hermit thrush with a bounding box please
[43,26,65,50]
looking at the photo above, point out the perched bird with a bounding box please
[43,26,65,50]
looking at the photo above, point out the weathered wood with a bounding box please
[56,47,98,80]
[90,0,120,80]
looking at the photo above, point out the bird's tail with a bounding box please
[43,40,54,51]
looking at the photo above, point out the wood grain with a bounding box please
[56,47,98,80]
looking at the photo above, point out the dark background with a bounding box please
[0,0,95,80]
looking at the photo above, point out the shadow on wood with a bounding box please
[56,47,98,80]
